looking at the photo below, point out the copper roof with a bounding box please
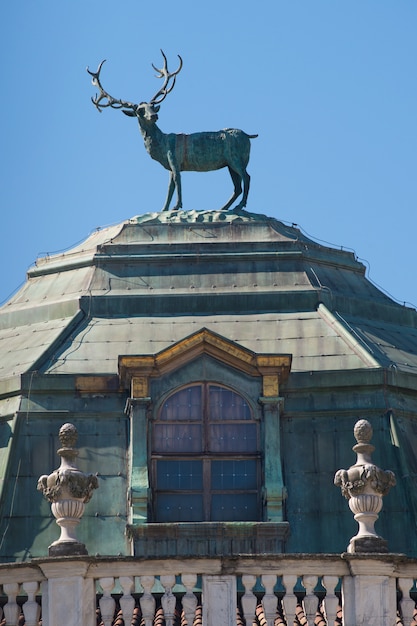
[1,208,417,560]
[3,208,417,390]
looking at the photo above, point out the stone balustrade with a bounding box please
[0,563,45,626]
[0,554,415,626]
[1,419,411,625]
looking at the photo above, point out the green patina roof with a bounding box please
[0,208,417,561]
[42,310,374,375]
[1,208,416,389]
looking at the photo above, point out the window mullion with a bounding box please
[203,383,209,453]
[203,457,211,521]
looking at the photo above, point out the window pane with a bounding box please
[160,386,202,421]
[156,460,203,490]
[209,386,251,420]
[211,494,259,521]
[156,494,203,522]
[153,382,261,523]
[211,460,258,490]
[153,423,202,453]
[209,423,258,452]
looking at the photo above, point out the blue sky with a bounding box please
[1,2,416,307]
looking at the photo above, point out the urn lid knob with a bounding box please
[353,419,373,445]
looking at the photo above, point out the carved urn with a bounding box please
[37,423,98,556]
[334,419,396,553]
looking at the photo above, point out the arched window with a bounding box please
[151,383,260,522]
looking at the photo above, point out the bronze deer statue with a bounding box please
[87,51,257,212]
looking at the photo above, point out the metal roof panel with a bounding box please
[44,313,370,375]
[2,267,94,317]
[341,314,417,373]
[0,315,79,380]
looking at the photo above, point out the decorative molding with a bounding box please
[37,423,98,556]
[119,327,291,398]
[334,419,396,553]
[75,376,119,394]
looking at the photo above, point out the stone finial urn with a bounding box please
[334,419,396,553]
[37,423,99,556]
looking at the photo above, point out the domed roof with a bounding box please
[1,208,417,393]
[2,208,417,561]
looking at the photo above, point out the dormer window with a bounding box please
[152,383,260,522]
[119,328,292,537]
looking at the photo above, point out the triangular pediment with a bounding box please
[119,328,291,397]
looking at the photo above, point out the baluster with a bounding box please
[261,574,277,626]
[22,581,40,626]
[99,577,116,626]
[241,575,257,626]
[302,575,318,625]
[140,575,156,626]
[119,576,135,625]
[282,574,298,626]
[161,575,176,626]
[322,576,339,625]
[3,582,20,626]
[181,574,198,626]
[398,577,415,626]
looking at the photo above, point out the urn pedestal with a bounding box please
[347,492,387,553]
[334,419,395,553]
[38,423,99,556]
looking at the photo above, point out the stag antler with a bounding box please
[86,60,137,113]
[150,50,183,105]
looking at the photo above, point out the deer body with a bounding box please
[141,126,251,173]
[88,52,257,212]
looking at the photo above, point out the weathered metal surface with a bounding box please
[341,313,417,371]
[43,312,370,375]
[0,407,129,561]
[1,209,417,561]
[28,223,126,274]
[280,369,417,554]
[88,54,257,212]
[283,415,369,553]
[129,522,290,557]
[0,314,81,381]
[9,269,92,307]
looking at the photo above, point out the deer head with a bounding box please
[86,50,183,123]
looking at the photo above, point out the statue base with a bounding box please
[348,535,388,554]
[48,541,88,557]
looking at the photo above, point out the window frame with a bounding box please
[151,381,262,522]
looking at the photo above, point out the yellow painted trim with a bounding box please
[131,376,149,398]
[119,328,292,398]
[75,375,119,393]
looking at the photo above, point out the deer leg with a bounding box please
[173,170,182,210]
[233,171,250,210]
[162,173,176,212]
[166,150,182,211]
[219,167,242,211]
